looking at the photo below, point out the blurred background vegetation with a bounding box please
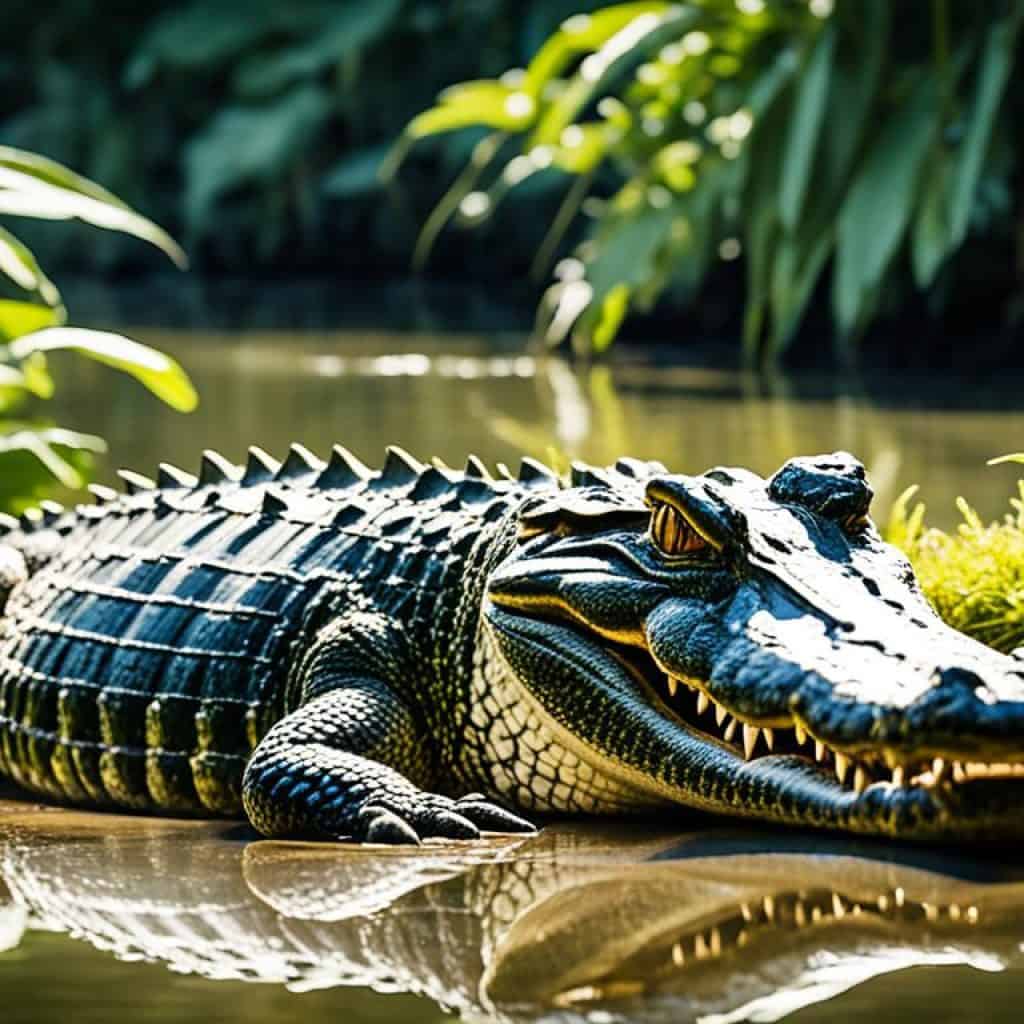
[1,0,1020,364]
[0,147,196,514]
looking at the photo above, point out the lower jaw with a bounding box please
[622,660,1024,839]
[664,752,1024,842]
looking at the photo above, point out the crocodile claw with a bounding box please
[357,806,420,846]
[425,809,480,840]
[454,797,537,834]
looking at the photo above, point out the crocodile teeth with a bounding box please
[743,724,760,759]
[715,704,728,727]
[723,717,738,743]
[932,758,948,783]
[891,765,905,788]
[666,676,678,698]
[763,896,775,920]
[814,740,826,762]
[853,767,869,794]
[795,723,808,746]
[672,943,685,966]
[696,692,710,715]
[694,934,710,960]
[763,728,774,751]
[832,893,847,918]
[709,927,722,956]
[834,753,850,785]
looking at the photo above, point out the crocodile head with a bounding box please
[484,452,1024,840]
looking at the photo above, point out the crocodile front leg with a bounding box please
[242,680,534,844]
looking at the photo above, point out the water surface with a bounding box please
[4,330,1024,1023]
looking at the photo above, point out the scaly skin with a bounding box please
[2,444,1024,843]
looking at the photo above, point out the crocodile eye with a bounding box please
[650,502,708,556]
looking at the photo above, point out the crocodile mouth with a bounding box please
[552,882,983,1008]
[619,644,1024,798]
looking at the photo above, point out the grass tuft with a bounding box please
[888,476,1024,654]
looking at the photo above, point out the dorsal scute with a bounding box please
[376,446,424,487]
[456,478,496,505]
[276,443,323,480]
[569,462,616,490]
[260,490,290,517]
[464,455,492,480]
[88,483,118,504]
[199,449,241,485]
[614,456,668,480]
[157,463,197,489]
[39,500,64,526]
[243,446,279,484]
[518,457,558,487]
[19,508,43,531]
[118,469,156,494]
[317,445,372,489]
[410,466,456,501]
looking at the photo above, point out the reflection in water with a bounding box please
[2,799,1024,1023]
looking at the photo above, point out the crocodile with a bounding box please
[1,444,1024,844]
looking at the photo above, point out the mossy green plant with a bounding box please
[887,456,1024,654]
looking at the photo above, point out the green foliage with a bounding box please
[401,0,1024,360]
[888,464,1024,654]
[0,145,195,511]
[0,1,606,274]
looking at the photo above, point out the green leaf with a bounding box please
[9,329,199,412]
[407,82,536,138]
[0,149,187,269]
[768,225,834,359]
[523,3,673,99]
[911,146,953,288]
[0,227,58,305]
[591,283,631,352]
[530,6,699,148]
[232,1,403,98]
[184,85,332,233]
[0,426,105,501]
[551,123,610,174]
[948,13,1021,248]
[779,25,834,232]
[834,74,940,336]
[565,191,677,350]
[818,0,887,197]
[741,75,795,361]
[322,145,391,197]
[0,352,54,409]
[125,2,289,86]
[0,299,63,341]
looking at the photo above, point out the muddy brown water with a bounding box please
[4,330,1024,1023]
